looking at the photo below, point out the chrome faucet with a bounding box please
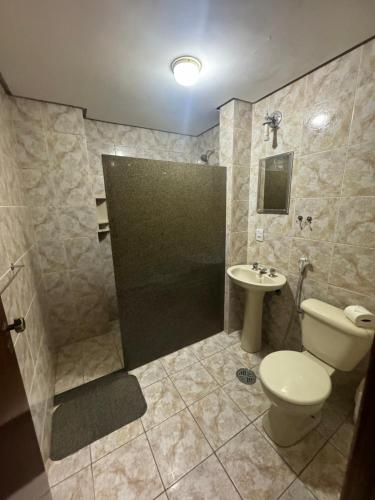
[251,262,259,270]
[258,267,268,276]
[269,267,277,277]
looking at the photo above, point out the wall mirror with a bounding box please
[257,152,294,214]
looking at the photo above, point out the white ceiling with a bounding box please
[0,1,374,135]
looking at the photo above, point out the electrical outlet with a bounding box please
[256,228,264,242]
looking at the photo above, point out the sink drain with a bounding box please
[236,368,257,385]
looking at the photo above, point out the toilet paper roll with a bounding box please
[344,305,375,328]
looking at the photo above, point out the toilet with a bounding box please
[259,298,374,447]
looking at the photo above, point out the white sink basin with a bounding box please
[227,265,287,353]
[227,265,286,292]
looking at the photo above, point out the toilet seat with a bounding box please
[259,350,332,406]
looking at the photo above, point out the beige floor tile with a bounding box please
[222,374,270,421]
[171,362,218,405]
[254,417,327,474]
[155,494,168,500]
[190,388,249,449]
[147,408,212,488]
[300,443,348,500]
[201,350,240,385]
[217,425,295,500]
[141,378,185,430]
[161,346,198,375]
[227,342,272,368]
[51,466,94,500]
[130,359,167,388]
[330,418,355,458]
[279,479,316,500]
[191,335,224,360]
[48,446,91,487]
[167,455,241,500]
[92,434,163,500]
[90,419,144,462]
[215,330,241,348]
[317,398,348,439]
[54,342,84,394]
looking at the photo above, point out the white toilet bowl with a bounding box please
[258,298,374,447]
[259,350,331,446]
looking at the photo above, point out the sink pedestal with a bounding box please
[241,291,265,353]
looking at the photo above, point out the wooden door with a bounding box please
[0,297,51,499]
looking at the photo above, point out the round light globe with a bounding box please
[171,56,202,87]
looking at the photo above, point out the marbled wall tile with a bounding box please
[257,236,291,273]
[359,39,375,87]
[326,285,375,313]
[251,98,269,162]
[289,238,333,282]
[256,211,293,237]
[228,231,248,265]
[335,197,375,247]
[139,128,170,150]
[14,128,48,170]
[306,49,361,105]
[64,236,99,270]
[301,95,354,154]
[342,142,375,196]
[1,207,34,262]
[114,144,137,157]
[87,141,115,176]
[329,244,375,295]
[11,97,44,133]
[169,133,194,153]
[233,128,251,166]
[43,103,84,136]
[32,206,61,242]
[13,331,35,395]
[21,167,54,207]
[293,198,339,241]
[267,78,306,155]
[292,149,345,198]
[350,81,375,145]
[0,153,22,206]
[28,375,45,443]
[233,100,252,130]
[59,206,97,238]
[231,200,248,232]
[219,127,234,166]
[115,125,141,147]
[38,239,67,273]
[47,132,89,168]
[232,166,249,200]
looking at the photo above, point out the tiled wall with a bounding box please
[195,125,220,165]
[10,98,108,348]
[219,100,252,332]
[0,87,55,464]
[247,38,375,349]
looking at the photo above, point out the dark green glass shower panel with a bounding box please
[102,156,226,370]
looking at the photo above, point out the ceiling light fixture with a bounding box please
[171,56,202,86]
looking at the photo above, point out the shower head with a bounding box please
[200,150,214,163]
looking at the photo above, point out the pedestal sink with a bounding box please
[227,265,287,353]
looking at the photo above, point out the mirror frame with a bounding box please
[256,151,294,214]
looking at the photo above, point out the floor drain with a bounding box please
[236,368,257,385]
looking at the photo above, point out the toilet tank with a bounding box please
[301,299,374,371]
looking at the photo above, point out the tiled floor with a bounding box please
[54,321,123,394]
[50,328,356,500]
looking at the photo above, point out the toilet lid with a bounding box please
[259,351,332,406]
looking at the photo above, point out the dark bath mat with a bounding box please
[51,370,147,460]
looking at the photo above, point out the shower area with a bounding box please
[52,121,222,394]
